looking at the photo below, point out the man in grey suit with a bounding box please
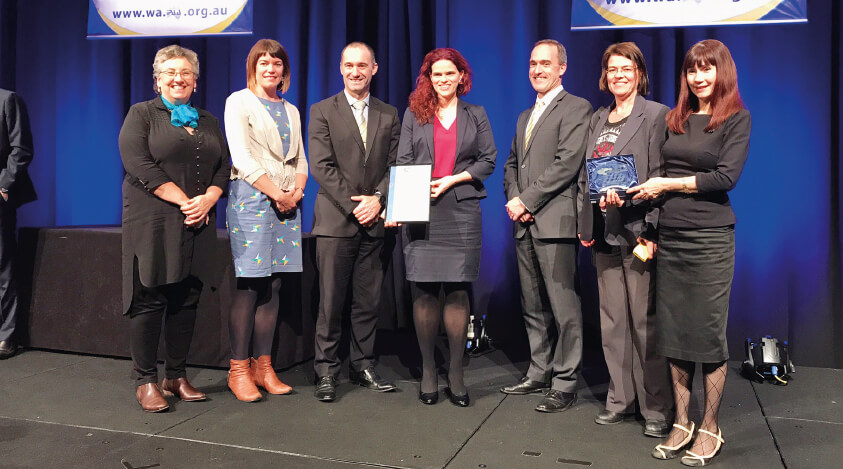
[501,40,592,412]
[0,89,36,360]
[308,42,401,401]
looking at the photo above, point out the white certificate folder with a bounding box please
[385,164,431,223]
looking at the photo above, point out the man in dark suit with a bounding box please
[308,42,401,401]
[0,89,36,359]
[501,40,592,412]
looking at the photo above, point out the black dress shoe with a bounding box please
[500,376,550,395]
[444,387,470,407]
[314,376,337,402]
[595,408,626,425]
[419,389,439,405]
[535,390,577,413]
[0,340,17,360]
[349,366,397,392]
[644,419,671,438]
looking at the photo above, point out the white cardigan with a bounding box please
[224,88,307,190]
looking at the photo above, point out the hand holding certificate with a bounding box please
[385,164,432,223]
[586,154,639,202]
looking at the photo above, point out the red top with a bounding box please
[432,115,457,178]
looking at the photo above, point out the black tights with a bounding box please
[229,276,282,360]
[412,281,470,396]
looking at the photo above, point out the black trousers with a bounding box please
[313,233,387,378]
[127,274,202,386]
[0,200,18,342]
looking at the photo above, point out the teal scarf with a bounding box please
[160,96,198,128]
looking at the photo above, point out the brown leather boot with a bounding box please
[228,359,261,402]
[251,356,292,395]
[161,377,207,402]
[136,383,169,412]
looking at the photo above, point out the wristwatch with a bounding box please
[374,190,385,206]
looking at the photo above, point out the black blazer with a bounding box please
[0,89,36,208]
[503,89,592,240]
[308,92,400,238]
[396,99,496,200]
[577,95,668,245]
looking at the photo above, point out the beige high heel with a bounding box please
[652,421,695,460]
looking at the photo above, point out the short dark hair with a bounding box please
[246,39,291,94]
[598,42,650,96]
[533,39,567,65]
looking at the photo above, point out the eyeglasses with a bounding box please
[161,69,195,79]
[607,66,636,77]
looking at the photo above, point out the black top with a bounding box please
[118,97,231,313]
[659,109,751,229]
[591,116,628,159]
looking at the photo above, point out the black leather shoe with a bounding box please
[644,419,671,438]
[500,376,550,395]
[419,389,439,405]
[535,390,577,413]
[314,376,337,402]
[444,387,470,407]
[0,340,17,360]
[349,366,397,392]
[595,409,626,425]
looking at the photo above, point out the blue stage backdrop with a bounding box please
[0,0,840,368]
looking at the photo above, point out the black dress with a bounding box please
[655,110,751,362]
[118,97,230,313]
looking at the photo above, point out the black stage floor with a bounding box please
[1,334,840,468]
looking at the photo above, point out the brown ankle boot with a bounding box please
[228,359,262,402]
[136,383,169,412]
[161,377,206,402]
[251,356,292,395]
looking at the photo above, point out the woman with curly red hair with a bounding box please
[395,48,496,407]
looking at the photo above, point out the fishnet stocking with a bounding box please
[689,361,728,456]
[663,359,695,447]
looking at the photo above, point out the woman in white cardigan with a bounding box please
[224,39,307,402]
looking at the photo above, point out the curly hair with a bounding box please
[152,45,199,94]
[666,39,744,134]
[408,48,473,125]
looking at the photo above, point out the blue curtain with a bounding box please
[1,0,840,367]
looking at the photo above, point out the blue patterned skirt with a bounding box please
[226,179,303,277]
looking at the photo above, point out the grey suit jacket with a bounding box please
[503,89,592,240]
[0,89,36,208]
[577,95,668,245]
[308,92,400,238]
[397,100,496,200]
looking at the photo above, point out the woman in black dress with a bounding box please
[627,39,751,466]
[394,48,496,406]
[119,45,230,412]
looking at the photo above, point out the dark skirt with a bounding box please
[402,188,481,283]
[655,226,735,362]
